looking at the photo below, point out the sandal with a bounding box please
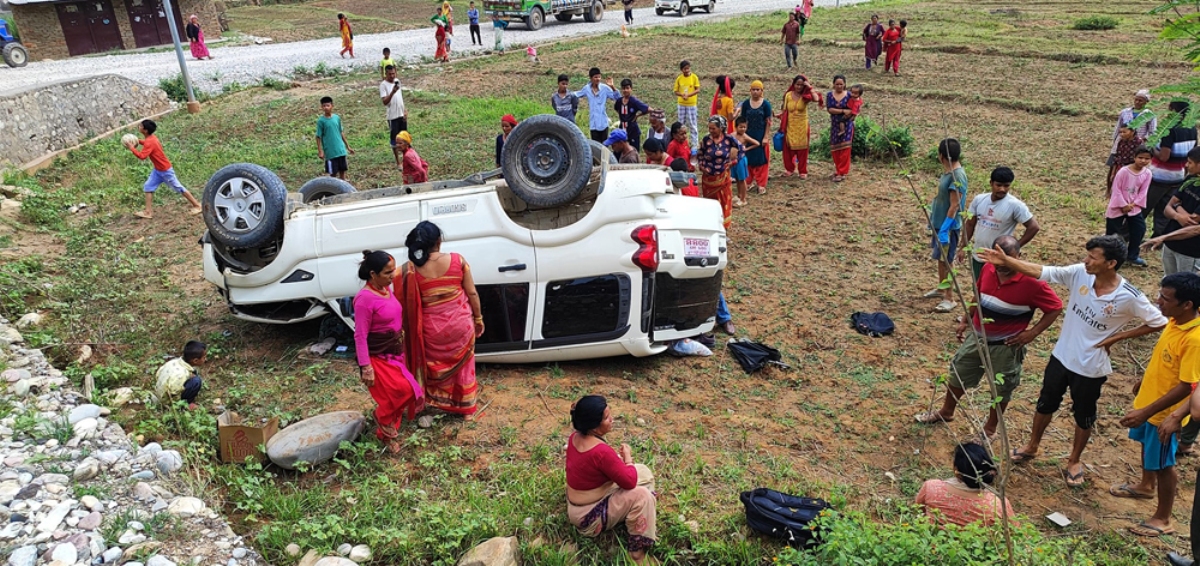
[134,211,153,219]
[756,186,767,195]
[1129,522,1176,538]
[914,411,953,425]
[1064,468,1085,488]
[1010,449,1037,464]
[1109,483,1154,500]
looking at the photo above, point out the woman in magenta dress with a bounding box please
[353,250,424,453]
[400,221,483,415]
[826,75,858,182]
[862,14,884,69]
[185,15,213,60]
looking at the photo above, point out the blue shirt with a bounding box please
[493,19,508,29]
[468,8,479,24]
[574,83,619,131]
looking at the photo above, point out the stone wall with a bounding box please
[9,4,64,60]
[11,0,221,61]
[0,74,171,168]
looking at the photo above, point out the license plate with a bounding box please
[684,237,710,257]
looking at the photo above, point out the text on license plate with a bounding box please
[684,238,710,257]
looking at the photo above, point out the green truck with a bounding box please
[484,0,618,31]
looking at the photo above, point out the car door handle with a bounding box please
[498,263,527,272]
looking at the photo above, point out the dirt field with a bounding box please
[5,0,1196,562]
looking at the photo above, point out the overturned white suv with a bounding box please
[200,115,727,363]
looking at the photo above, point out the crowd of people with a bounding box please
[115,3,1200,562]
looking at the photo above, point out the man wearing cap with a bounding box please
[604,130,640,164]
[646,109,670,146]
[1112,90,1157,159]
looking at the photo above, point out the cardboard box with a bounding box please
[217,411,279,464]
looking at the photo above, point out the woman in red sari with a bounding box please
[400,221,483,415]
[354,250,423,452]
[432,8,450,63]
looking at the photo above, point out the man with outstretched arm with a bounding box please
[915,236,1063,439]
[977,234,1168,487]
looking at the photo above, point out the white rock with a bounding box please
[132,482,155,500]
[108,388,136,407]
[128,520,144,531]
[285,543,302,557]
[36,501,72,533]
[155,450,183,476]
[117,531,145,545]
[166,497,205,518]
[337,544,352,556]
[0,481,20,503]
[15,314,43,329]
[72,418,99,439]
[7,545,36,566]
[140,442,162,457]
[348,545,370,563]
[68,404,102,425]
[313,559,356,566]
[102,547,123,563]
[146,556,176,566]
[50,542,77,565]
[10,380,32,397]
[232,548,247,559]
[73,460,100,481]
[457,536,520,566]
[266,411,365,470]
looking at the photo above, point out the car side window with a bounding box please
[476,283,530,345]
[542,274,630,339]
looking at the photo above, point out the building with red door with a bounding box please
[9,0,219,60]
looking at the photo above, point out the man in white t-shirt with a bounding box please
[960,166,1040,280]
[380,65,408,168]
[979,234,1168,487]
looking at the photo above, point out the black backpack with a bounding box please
[740,488,831,547]
[850,311,895,337]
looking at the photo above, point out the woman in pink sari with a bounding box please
[354,250,424,452]
[400,221,483,415]
[185,15,213,60]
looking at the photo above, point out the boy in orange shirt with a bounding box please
[124,119,202,219]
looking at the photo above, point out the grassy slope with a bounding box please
[0,0,1191,563]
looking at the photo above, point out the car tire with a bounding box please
[583,0,603,22]
[501,114,593,209]
[655,8,665,15]
[203,163,288,250]
[706,0,715,12]
[298,176,356,204]
[3,43,28,67]
[589,140,618,166]
[526,6,544,30]
[679,1,689,16]
[555,12,574,22]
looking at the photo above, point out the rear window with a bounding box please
[542,274,630,338]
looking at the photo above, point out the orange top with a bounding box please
[131,135,172,171]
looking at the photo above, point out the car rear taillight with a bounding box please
[631,225,659,272]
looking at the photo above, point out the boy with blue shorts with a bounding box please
[1115,272,1200,538]
[125,119,202,219]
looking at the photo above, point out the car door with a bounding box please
[422,191,538,354]
[314,196,422,302]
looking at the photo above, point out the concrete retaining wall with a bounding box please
[0,74,171,168]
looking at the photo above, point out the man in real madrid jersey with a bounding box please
[978,235,1168,488]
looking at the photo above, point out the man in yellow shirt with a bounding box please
[1117,272,1200,541]
[154,340,207,409]
[673,60,701,149]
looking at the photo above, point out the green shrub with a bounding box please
[1072,16,1118,31]
[775,505,1108,565]
[812,115,914,160]
[157,74,210,103]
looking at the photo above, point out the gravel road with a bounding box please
[0,0,862,94]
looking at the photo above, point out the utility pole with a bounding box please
[161,0,200,113]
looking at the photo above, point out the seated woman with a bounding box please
[566,395,657,565]
[915,442,1015,527]
[353,250,424,452]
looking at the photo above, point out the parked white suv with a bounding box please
[655,0,715,16]
[200,115,728,363]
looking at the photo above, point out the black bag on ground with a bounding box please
[740,488,831,547]
[850,311,895,337]
[727,339,788,374]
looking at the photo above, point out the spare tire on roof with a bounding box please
[203,163,288,249]
[298,176,356,203]
[501,114,594,209]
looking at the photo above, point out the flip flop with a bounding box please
[1010,449,1037,464]
[1128,522,1176,538]
[134,211,153,219]
[1109,483,1154,500]
[913,411,953,425]
[1064,468,1085,488]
